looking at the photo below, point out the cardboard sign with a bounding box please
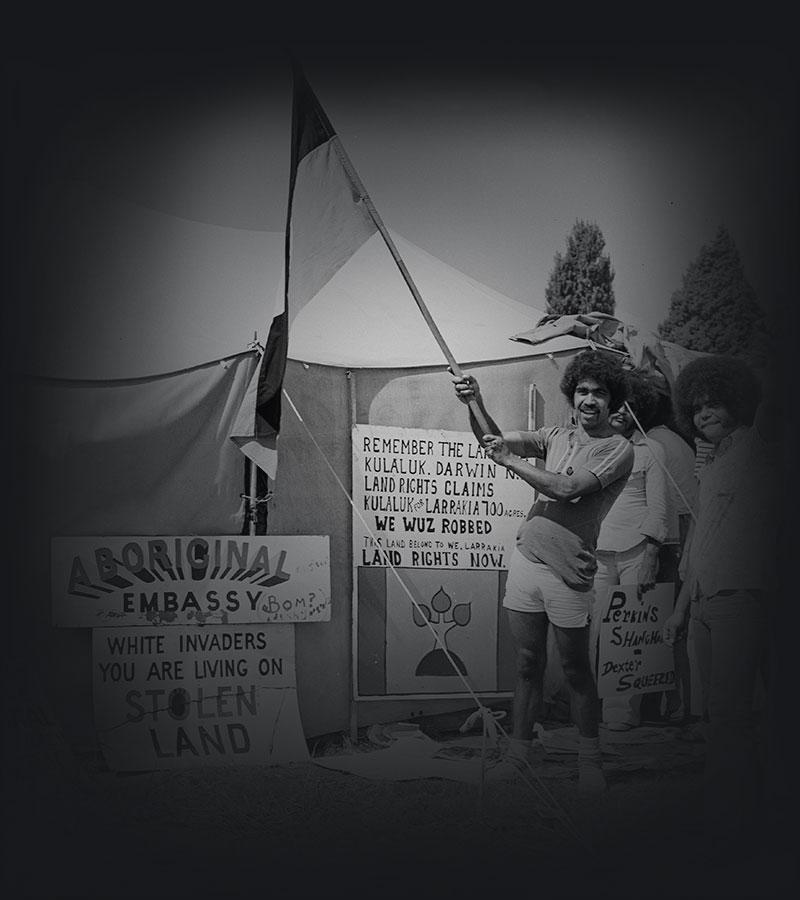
[596,582,675,699]
[52,535,330,626]
[92,625,308,770]
[352,424,532,571]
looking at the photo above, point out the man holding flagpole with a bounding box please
[453,351,633,792]
[259,63,629,795]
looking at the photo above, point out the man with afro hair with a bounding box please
[664,354,781,848]
[453,350,633,792]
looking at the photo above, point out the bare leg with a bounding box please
[552,622,599,738]
[553,622,606,793]
[506,609,549,740]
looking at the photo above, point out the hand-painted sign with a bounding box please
[352,425,532,571]
[352,425,527,699]
[595,583,675,699]
[52,535,330,626]
[92,625,309,770]
[356,565,515,698]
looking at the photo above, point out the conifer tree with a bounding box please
[658,226,766,360]
[544,220,615,316]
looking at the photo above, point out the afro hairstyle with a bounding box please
[559,350,629,411]
[673,355,761,438]
[621,369,661,432]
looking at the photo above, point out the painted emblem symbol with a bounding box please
[412,586,471,676]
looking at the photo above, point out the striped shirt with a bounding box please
[515,426,634,591]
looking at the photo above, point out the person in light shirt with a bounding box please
[591,369,673,730]
[646,383,698,547]
[663,355,781,849]
[642,375,699,724]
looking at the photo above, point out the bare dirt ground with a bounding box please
[4,704,796,899]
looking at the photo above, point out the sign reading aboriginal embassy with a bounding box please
[352,425,531,570]
[52,535,331,627]
[92,625,308,770]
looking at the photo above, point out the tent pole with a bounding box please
[331,135,493,437]
[347,368,359,745]
[248,458,258,537]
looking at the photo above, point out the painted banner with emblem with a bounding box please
[353,424,528,699]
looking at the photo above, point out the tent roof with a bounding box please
[288,231,585,368]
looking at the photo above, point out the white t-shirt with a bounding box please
[597,433,672,553]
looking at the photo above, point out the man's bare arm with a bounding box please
[452,374,545,459]
[483,435,601,501]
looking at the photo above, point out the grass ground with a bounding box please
[4,710,795,899]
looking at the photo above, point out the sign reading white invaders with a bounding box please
[92,625,308,770]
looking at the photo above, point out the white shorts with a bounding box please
[503,549,593,628]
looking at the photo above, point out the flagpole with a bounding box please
[328,133,495,438]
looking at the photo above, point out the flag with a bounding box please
[230,61,378,478]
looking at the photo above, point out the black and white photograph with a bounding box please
[4,23,798,900]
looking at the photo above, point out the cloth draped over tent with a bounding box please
[512,310,707,390]
[512,311,625,350]
[23,352,259,536]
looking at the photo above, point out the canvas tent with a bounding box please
[20,203,701,746]
[286,230,587,367]
[267,232,701,737]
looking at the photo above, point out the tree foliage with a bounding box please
[658,226,767,362]
[544,220,615,316]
